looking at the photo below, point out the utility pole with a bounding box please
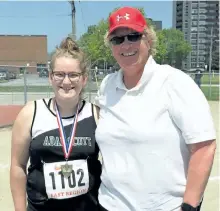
[69,1,76,40]
[208,26,213,98]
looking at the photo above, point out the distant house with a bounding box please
[0,35,48,74]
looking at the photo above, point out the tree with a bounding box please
[78,19,115,67]
[155,29,192,69]
[78,7,191,70]
[78,7,153,68]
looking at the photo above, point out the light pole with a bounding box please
[208,27,218,99]
[24,63,29,104]
[47,61,51,97]
[47,61,51,72]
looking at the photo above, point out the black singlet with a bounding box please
[26,99,101,211]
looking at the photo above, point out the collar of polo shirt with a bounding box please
[115,55,157,91]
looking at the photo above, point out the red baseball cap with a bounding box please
[108,7,147,36]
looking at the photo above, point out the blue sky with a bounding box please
[0,1,173,52]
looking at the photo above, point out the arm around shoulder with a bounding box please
[10,100,36,211]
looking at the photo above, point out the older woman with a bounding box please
[95,6,216,211]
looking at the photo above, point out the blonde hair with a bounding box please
[50,37,88,74]
[104,25,157,56]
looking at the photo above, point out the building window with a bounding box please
[200,9,206,13]
[198,63,205,68]
[199,33,206,38]
[19,67,25,74]
[199,21,206,25]
[191,33,198,38]
[199,45,206,50]
[192,9,198,14]
[191,58,197,62]
[200,3,207,7]
[199,27,206,32]
[199,15,206,19]
[199,51,206,55]
[199,39,206,44]
[199,56,205,61]
[191,51,197,56]
[192,45,197,50]
[192,21,198,26]
[191,27,198,32]
[191,39,197,44]
[192,3,198,8]
[191,63,197,68]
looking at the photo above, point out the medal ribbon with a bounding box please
[55,101,80,160]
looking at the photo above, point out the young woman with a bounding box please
[10,37,101,211]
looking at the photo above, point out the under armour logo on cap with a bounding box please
[116,13,130,22]
[108,7,147,36]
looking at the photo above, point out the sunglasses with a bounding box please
[110,33,143,46]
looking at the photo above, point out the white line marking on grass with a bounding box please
[0,164,9,169]
[209,176,220,181]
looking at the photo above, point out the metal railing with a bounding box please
[0,64,110,105]
[0,64,219,105]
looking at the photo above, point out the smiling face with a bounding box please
[109,27,150,75]
[49,57,87,103]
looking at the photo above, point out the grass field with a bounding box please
[0,85,218,101]
[0,101,219,211]
[201,87,219,101]
[201,74,219,85]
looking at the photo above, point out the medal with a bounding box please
[55,100,80,178]
[61,162,73,178]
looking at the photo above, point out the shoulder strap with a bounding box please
[92,104,100,125]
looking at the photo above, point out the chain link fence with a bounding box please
[186,72,219,101]
[0,64,219,106]
[0,64,109,105]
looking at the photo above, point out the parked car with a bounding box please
[0,72,6,80]
[0,69,17,80]
[0,69,8,80]
[8,72,17,79]
[39,69,49,78]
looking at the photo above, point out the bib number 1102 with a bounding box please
[49,169,85,190]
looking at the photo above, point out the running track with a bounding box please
[0,105,23,127]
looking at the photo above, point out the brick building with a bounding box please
[0,35,47,73]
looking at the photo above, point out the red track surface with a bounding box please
[0,105,23,127]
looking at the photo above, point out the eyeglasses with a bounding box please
[109,33,143,46]
[52,71,83,82]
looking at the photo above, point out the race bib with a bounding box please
[43,159,89,199]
